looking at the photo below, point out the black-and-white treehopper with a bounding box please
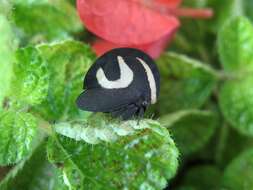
[76,48,160,120]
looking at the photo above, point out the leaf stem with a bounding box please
[38,118,52,136]
[216,71,237,81]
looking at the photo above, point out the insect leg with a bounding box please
[138,107,145,118]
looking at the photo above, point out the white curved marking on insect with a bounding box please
[96,56,134,89]
[136,57,157,104]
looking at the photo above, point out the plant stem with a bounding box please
[169,8,213,19]
[139,0,213,19]
[38,118,52,136]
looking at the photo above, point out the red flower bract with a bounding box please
[155,0,182,7]
[77,0,180,46]
[77,0,212,58]
[93,34,172,59]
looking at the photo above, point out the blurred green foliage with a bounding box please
[0,0,253,189]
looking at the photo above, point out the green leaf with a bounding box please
[54,115,117,144]
[0,1,13,16]
[12,0,83,43]
[160,110,217,156]
[10,46,49,107]
[218,17,253,136]
[0,142,67,190]
[207,0,253,31]
[218,16,253,72]
[245,0,253,21]
[47,115,179,190]
[0,15,17,108]
[207,0,244,31]
[53,113,178,145]
[222,148,253,190]
[157,53,217,114]
[217,126,253,168]
[0,111,38,165]
[179,165,221,190]
[34,40,96,121]
[219,76,253,136]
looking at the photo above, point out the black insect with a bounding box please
[76,48,160,120]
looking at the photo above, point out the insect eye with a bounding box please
[142,101,148,106]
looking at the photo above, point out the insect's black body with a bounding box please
[76,48,160,120]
